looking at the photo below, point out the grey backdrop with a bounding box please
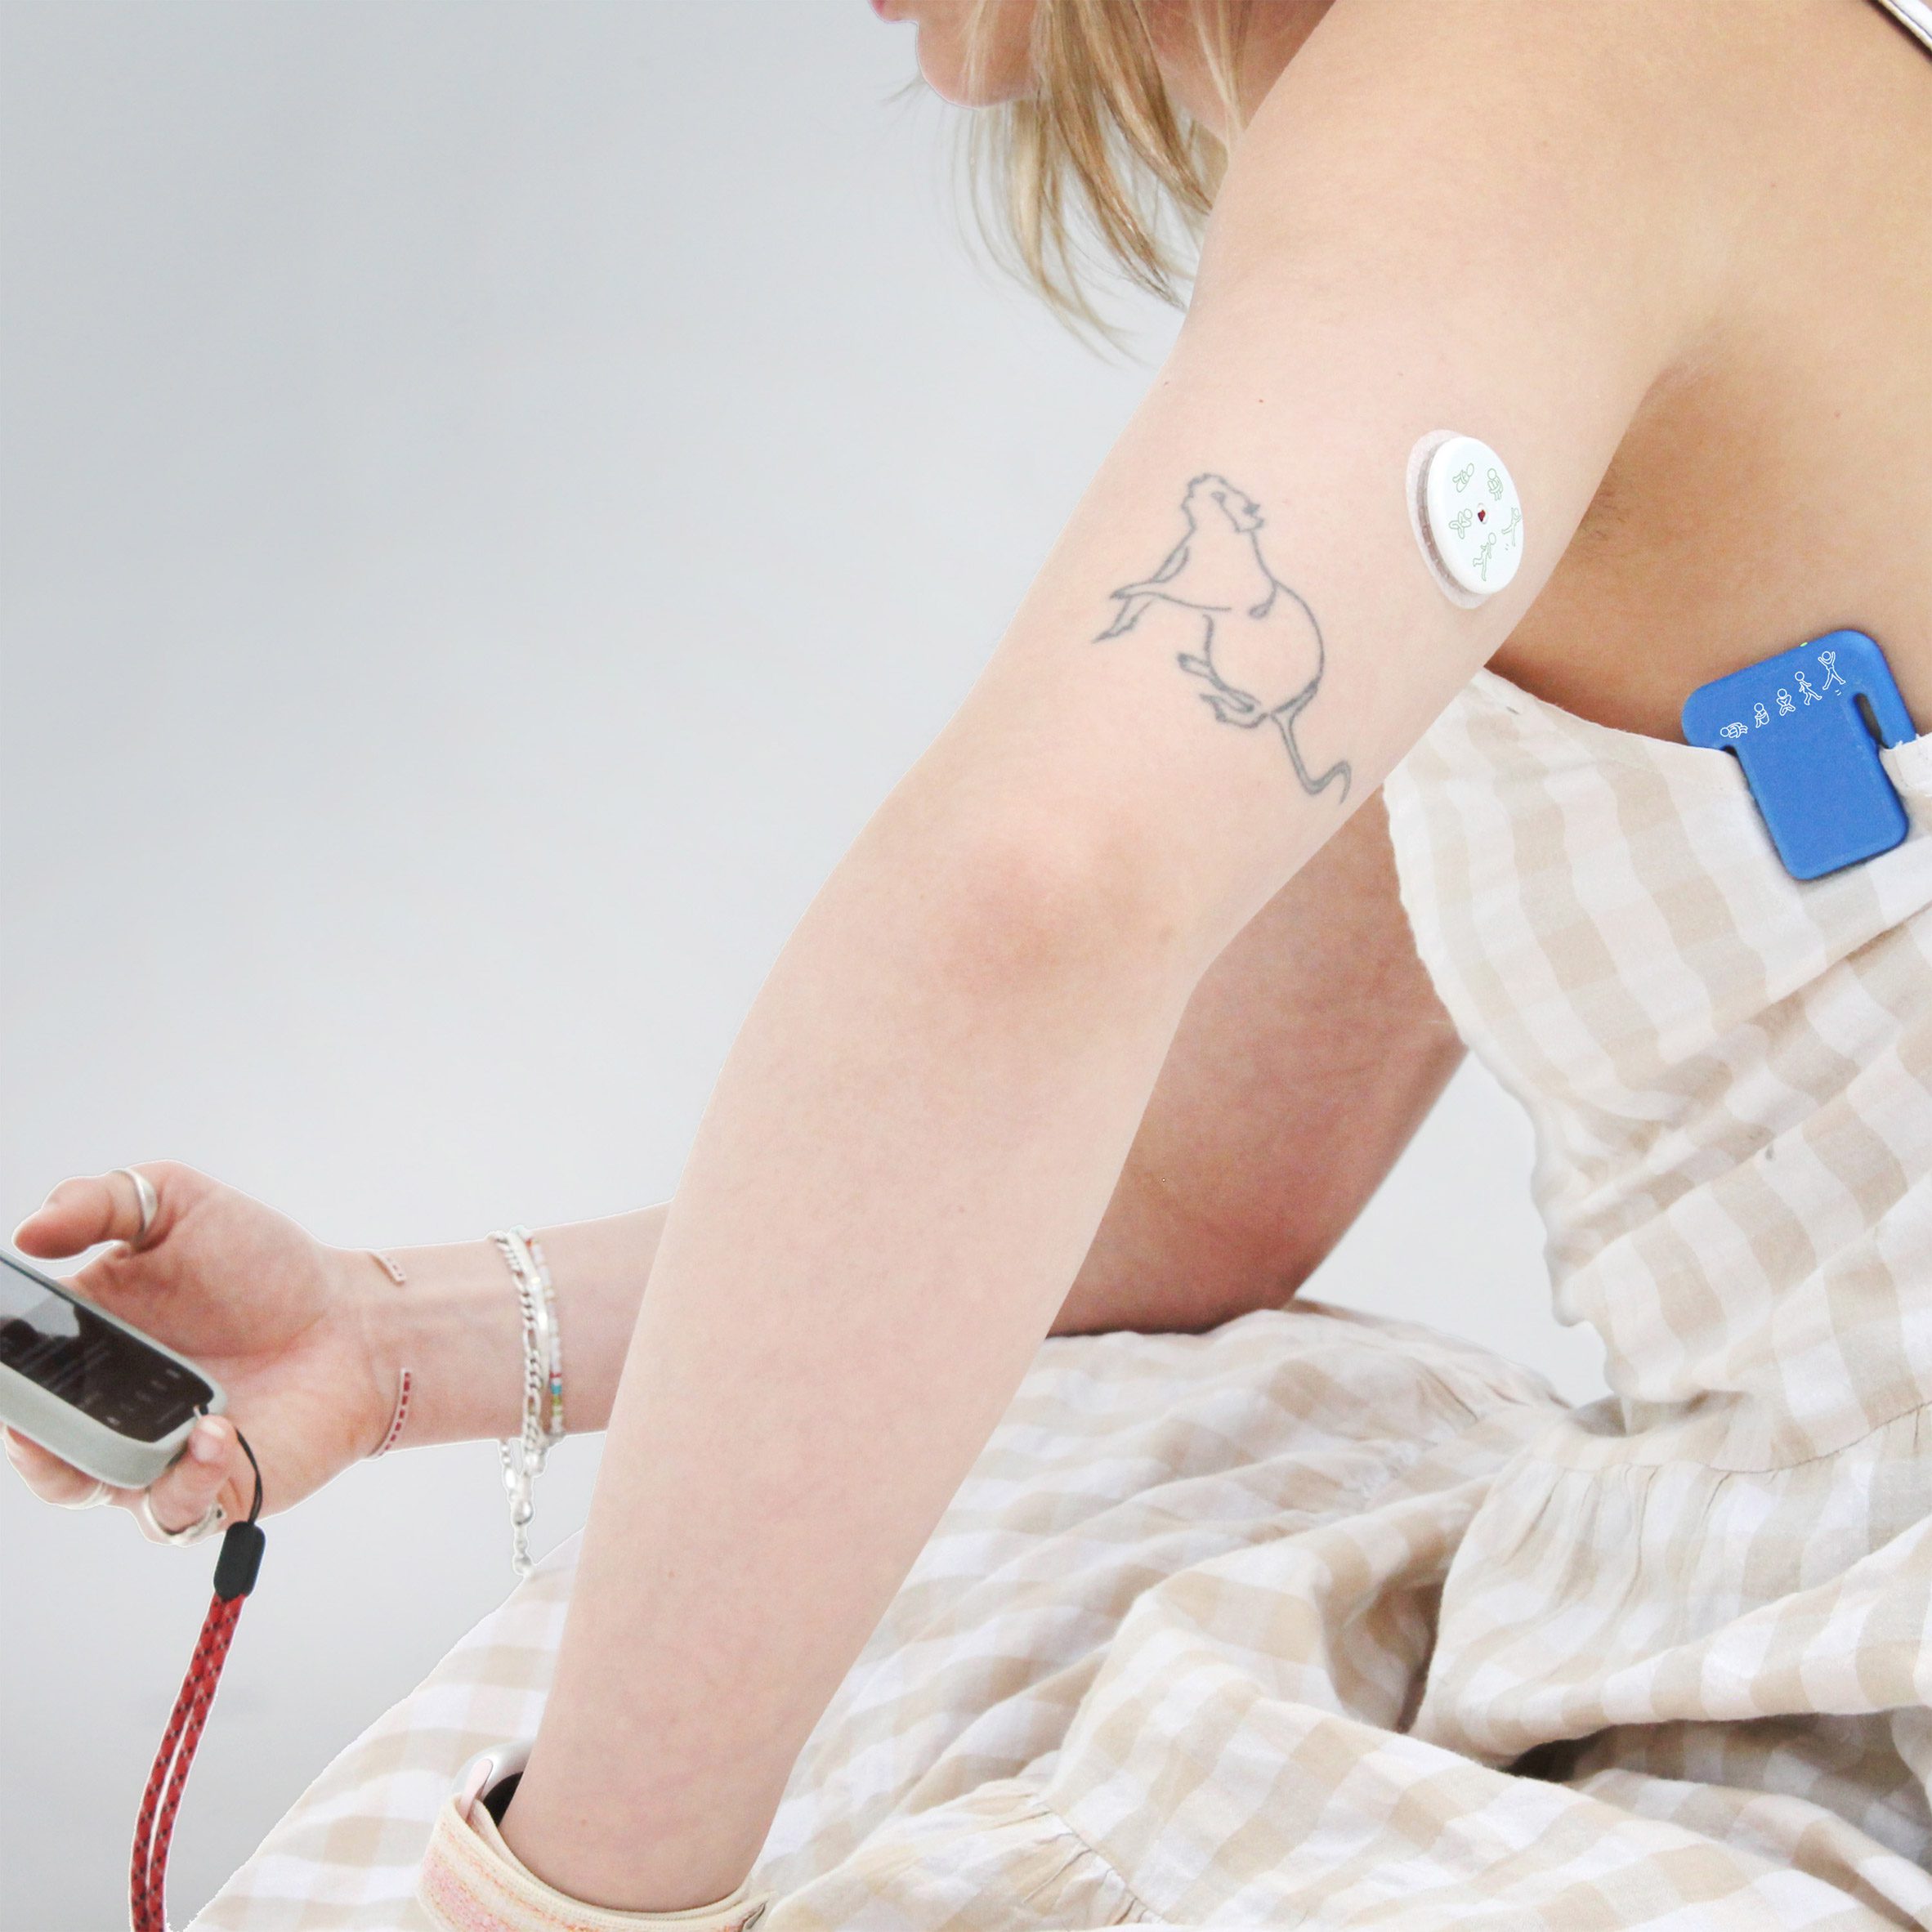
[0,6,1608,1924]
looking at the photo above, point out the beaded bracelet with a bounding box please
[369,1251,414,1459]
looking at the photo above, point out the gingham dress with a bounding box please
[194,662,1932,1931]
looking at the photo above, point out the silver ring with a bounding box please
[58,1477,113,1510]
[138,1488,225,1546]
[112,1167,159,1251]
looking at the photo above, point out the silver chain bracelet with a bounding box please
[489,1227,566,1579]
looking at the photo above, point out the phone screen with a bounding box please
[0,1250,213,1442]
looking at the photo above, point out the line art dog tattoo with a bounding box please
[1096,473,1351,801]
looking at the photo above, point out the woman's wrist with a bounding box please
[346,1205,670,1454]
[351,1237,528,1450]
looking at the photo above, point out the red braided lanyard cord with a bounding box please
[130,1591,244,1932]
[130,1433,266,1932]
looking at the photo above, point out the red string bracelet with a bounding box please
[129,1429,266,1932]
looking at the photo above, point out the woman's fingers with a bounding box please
[4,1416,235,1536]
[2,1424,131,1507]
[132,1415,235,1540]
[11,1166,159,1260]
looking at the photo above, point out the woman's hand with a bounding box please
[2,1161,395,1539]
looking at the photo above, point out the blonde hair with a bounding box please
[959,0,1251,347]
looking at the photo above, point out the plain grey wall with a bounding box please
[0,6,1608,1925]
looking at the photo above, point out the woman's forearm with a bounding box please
[354,804,1458,1466]
[494,795,1202,1912]
[1056,791,1465,1334]
[355,1205,669,1447]
[353,1189,1213,1456]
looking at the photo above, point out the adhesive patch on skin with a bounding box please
[1407,431,1525,606]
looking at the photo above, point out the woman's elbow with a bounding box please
[856,797,1199,1010]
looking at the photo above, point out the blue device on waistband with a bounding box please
[1681,629,1918,881]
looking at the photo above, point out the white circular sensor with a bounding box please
[1418,434,1524,600]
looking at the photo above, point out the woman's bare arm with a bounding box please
[1058,788,1462,1333]
[494,7,1718,1907]
[1,827,1447,1542]
[434,3,1730,1908]
[369,791,1456,1448]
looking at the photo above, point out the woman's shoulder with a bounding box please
[1278,0,1885,137]
[1204,0,1748,322]
[1201,0,1932,736]
[1232,0,1930,297]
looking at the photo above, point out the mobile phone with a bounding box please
[0,1245,224,1490]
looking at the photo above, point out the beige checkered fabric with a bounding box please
[197,665,1932,1930]
[1389,669,1932,1914]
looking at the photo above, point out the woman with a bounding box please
[11,0,1932,1925]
